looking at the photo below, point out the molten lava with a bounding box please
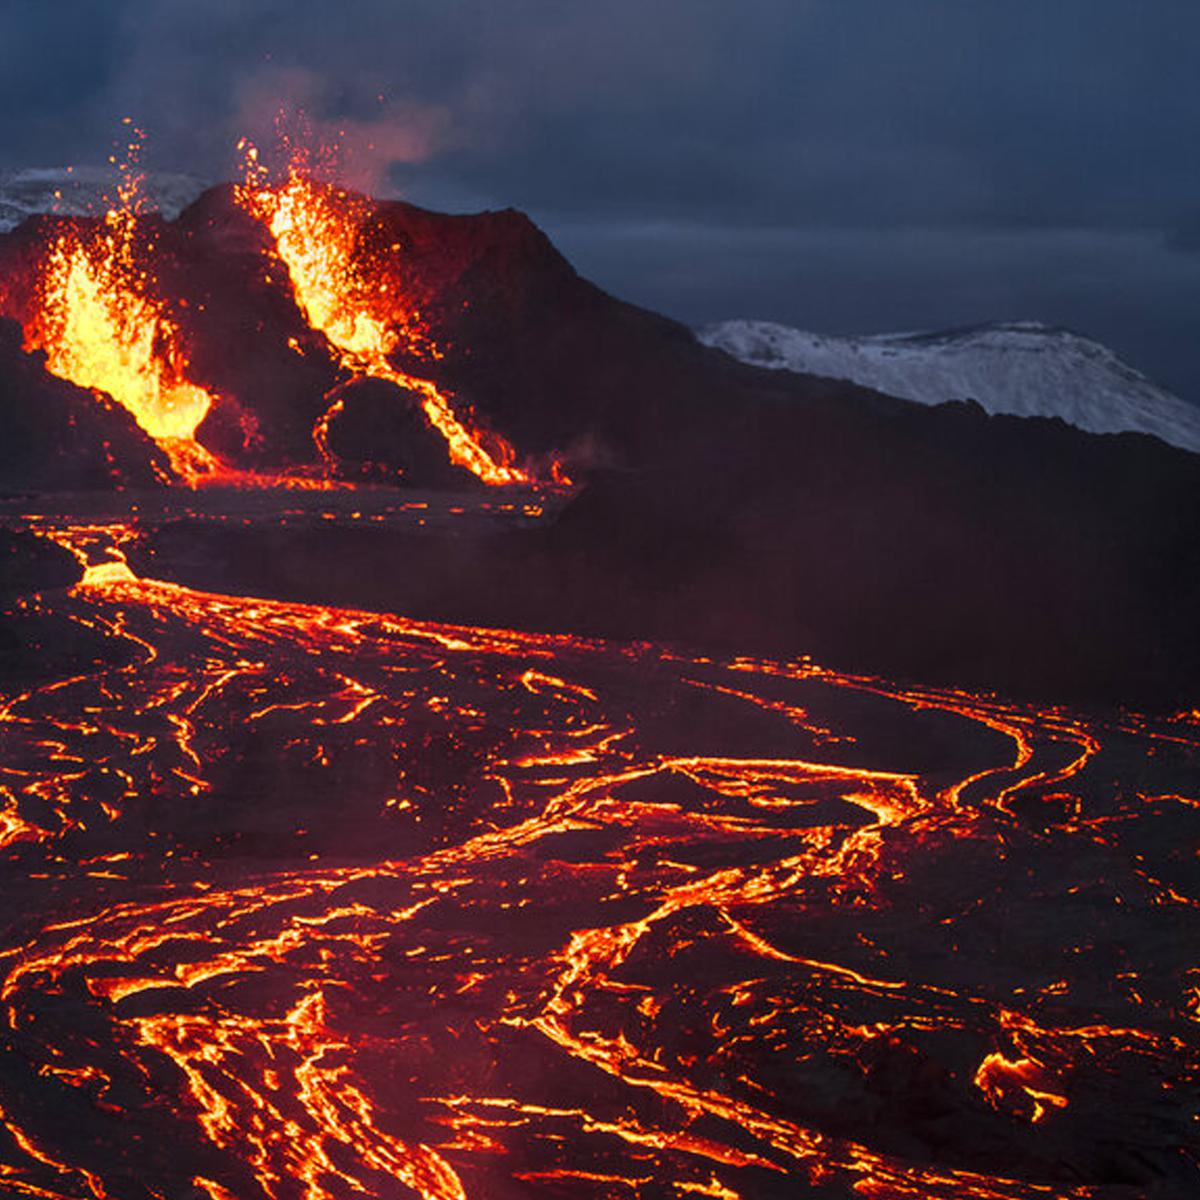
[0,506,1193,1198]
[237,141,533,486]
[2,127,565,489]
[19,137,221,485]
[0,126,1193,1200]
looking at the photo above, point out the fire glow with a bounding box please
[19,131,220,484]
[4,126,555,489]
[0,514,1192,1199]
[0,117,1193,1200]
[236,138,535,486]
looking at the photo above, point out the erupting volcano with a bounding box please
[0,113,1196,1200]
[0,128,557,490]
[237,140,536,486]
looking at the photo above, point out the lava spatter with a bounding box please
[236,139,540,487]
[14,128,222,486]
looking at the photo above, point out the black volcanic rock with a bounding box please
[320,377,481,489]
[0,317,168,493]
[0,528,81,597]
[545,399,1200,706]
[165,188,694,472]
[167,186,344,468]
[171,189,601,473]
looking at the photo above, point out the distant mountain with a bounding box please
[0,166,209,233]
[699,318,1200,455]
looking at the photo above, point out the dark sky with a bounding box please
[3,0,1199,397]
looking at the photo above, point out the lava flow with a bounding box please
[0,512,1194,1200]
[237,140,535,486]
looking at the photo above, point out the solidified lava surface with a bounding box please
[0,501,1195,1200]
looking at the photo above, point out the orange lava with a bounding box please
[237,141,534,486]
[973,1052,1068,1124]
[18,132,221,485]
[0,517,1194,1198]
[4,127,564,490]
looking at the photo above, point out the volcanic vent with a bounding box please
[0,132,565,491]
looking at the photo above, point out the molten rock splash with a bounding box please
[19,166,221,484]
[236,140,535,486]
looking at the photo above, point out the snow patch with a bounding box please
[699,318,1200,455]
[0,167,209,234]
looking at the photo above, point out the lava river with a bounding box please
[0,516,1196,1200]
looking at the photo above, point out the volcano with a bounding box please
[0,168,1196,1200]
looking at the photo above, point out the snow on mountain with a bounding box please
[699,318,1200,455]
[0,167,209,233]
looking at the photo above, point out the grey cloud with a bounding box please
[5,0,1197,234]
[1166,213,1200,255]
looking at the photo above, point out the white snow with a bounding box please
[0,166,209,234]
[699,318,1200,455]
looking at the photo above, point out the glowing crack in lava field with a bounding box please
[0,131,1197,1200]
[0,511,1193,1200]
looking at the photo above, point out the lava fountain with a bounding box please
[18,130,222,485]
[236,139,536,486]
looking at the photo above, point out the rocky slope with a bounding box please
[0,189,1196,705]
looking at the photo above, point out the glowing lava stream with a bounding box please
[0,523,1195,1199]
[237,144,535,486]
[17,206,356,493]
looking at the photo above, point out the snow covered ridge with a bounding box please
[0,167,209,233]
[699,318,1200,455]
